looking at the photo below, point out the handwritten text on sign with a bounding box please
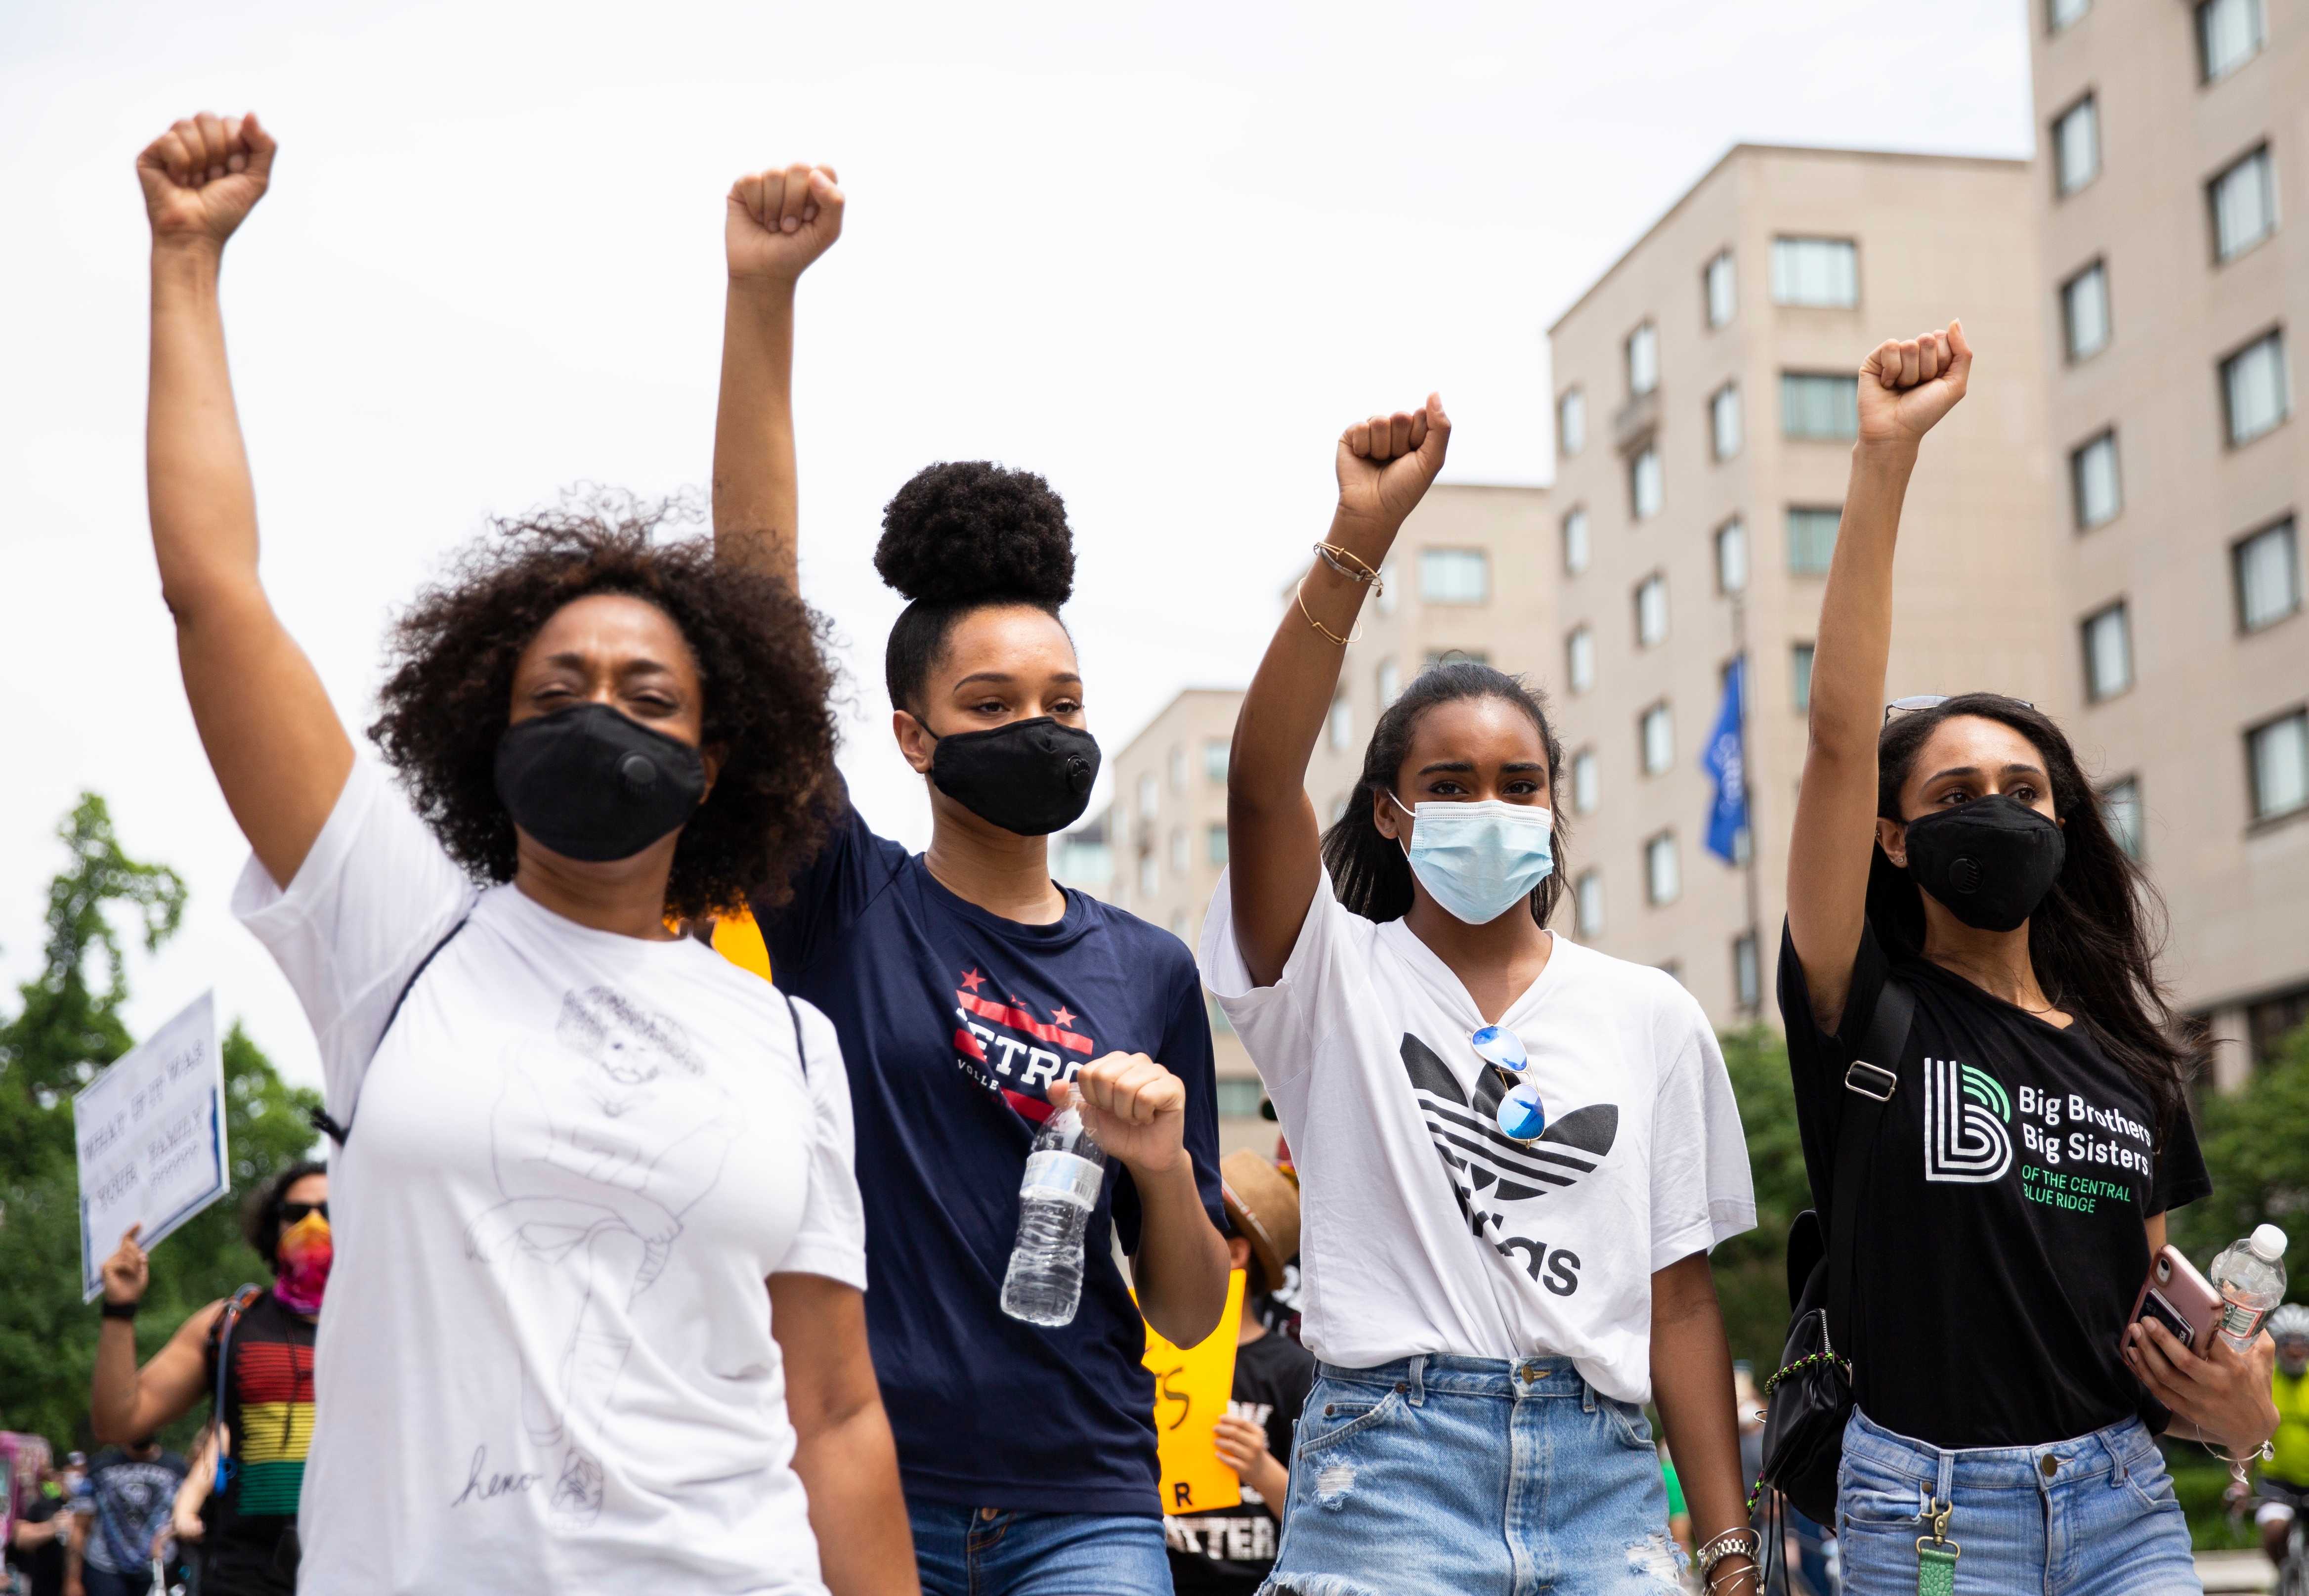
[74,991,229,1301]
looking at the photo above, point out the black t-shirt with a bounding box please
[202,1289,313,1595]
[1164,1330,1318,1595]
[10,1496,67,1596]
[1778,920,2211,1449]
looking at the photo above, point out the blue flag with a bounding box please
[1701,657,1749,863]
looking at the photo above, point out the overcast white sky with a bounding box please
[0,0,2034,1091]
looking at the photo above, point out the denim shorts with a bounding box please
[908,1501,1169,1596]
[1837,1405,2200,1595]
[1260,1353,1684,1596]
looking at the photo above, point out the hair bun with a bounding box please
[874,461,1074,608]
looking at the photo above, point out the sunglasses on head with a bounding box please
[280,1201,330,1226]
[1471,1024,1547,1142]
[1883,693,2036,724]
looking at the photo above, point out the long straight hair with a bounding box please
[1868,692,2198,1140]
[1320,662,1570,926]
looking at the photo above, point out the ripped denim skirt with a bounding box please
[1259,1353,1684,1596]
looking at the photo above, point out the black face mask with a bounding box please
[923,715,1100,836]
[494,703,708,863]
[1900,794,2066,933]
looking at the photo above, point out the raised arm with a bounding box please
[139,113,352,889]
[1785,324,1970,1031]
[711,162,845,586]
[1227,396,1449,986]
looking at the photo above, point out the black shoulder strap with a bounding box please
[310,912,471,1147]
[210,1285,263,1477]
[1824,975,1914,1354]
[781,991,809,1078]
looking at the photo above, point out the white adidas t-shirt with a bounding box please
[234,759,866,1595]
[1200,871,1753,1404]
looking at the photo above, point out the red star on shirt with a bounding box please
[960,969,985,992]
[1052,1005,1078,1028]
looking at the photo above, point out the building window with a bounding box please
[1715,517,1749,594]
[1769,237,1858,307]
[1327,695,1354,752]
[1792,643,1816,712]
[1626,321,1659,397]
[1781,372,1859,439]
[1635,574,1668,648]
[2248,708,2309,819]
[1733,932,1761,1010]
[1558,388,1586,457]
[2099,776,2143,860]
[1169,828,1189,876]
[2198,0,2265,82]
[1576,869,1605,937]
[1630,447,1663,519]
[1206,822,1229,867]
[1423,647,1490,671]
[1640,702,1674,775]
[1788,506,1840,574]
[1567,627,1596,693]
[1377,656,1402,707]
[2223,330,2290,446]
[2053,95,2099,196]
[1704,250,1737,328]
[1204,737,1229,784]
[1572,748,1599,815]
[2210,146,2277,262]
[1168,745,1187,792]
[1419,547,1490,604]
[2060,261,2111,361]
[2071,430,2122,528]
[1138,851,1160,897]
[1710,382,1742,460]
[2081,602,2133,701]
[1137,773,1158,820]
[1563,507,1590,575]
[1645,833,1681,906]
[2049,0,2090,30]
[2235,518,2302,632]
[1212,1078,1262,1117]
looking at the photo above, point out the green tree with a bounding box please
[0,794,320,1453]
[1710,1027,1815,1373]
[2170,1020,2309,1306]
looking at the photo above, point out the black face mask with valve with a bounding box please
[1900,793,2066,933]
[924,715,1101,837]
[494,703,708,862]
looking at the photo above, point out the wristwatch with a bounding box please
[99,1298,139,1320]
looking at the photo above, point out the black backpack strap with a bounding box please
[310,912,471,1147]
[1824,975,1914,1355]
[781,991,809,1078]
[208,1286,263,1489]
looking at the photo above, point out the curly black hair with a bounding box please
[368,494,837,918]
[874,461,1074,714]
[240,1159,327,1270]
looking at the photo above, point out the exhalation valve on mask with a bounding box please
[494,703,709,862]
[926,715,1102,836]
[1900,793,2066,933]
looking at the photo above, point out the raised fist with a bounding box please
[727,162,844,284]
[1858,321,1972,447]
[100,1224,149,1307]
[136,112,275,248]
[1336,393,1452,532]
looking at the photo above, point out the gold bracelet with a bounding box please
[1294,578,1362,647]
[1313,541,1385,593]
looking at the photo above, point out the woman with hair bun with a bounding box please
[713,180,1230,1596]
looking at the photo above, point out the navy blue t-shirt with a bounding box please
[753,785,1225,1515]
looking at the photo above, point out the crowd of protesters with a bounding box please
[12,107,2293,1596]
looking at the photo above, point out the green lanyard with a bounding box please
[1916,1497,1960,1596]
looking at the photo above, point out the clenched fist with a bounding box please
[1336,393,1451,534]
[1858,321,1972,448]
[727,162,844,284]
[137,112,275,249]
[1050,1052,1186,1177]
[100,1224,149,1307]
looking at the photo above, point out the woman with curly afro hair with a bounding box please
[712,163,1228,1596]
[134,114,913,1595]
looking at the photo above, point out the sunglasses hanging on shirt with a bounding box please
[1471,1024,1546,1141]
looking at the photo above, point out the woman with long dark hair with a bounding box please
[1203,397,1760,1595]
[1782,321,2279,1593]
[134,113,912,1594]
[710,173,1230,1596]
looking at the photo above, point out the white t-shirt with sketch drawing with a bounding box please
[233,757,865,1596]
[1199,870,1754,1404]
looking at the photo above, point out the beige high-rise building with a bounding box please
[1545,144,2065,1026]
[2028,0,2309,1082]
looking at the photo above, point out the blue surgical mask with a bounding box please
[1389,795,1555,925]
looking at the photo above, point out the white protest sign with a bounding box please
[74,991,230,1301]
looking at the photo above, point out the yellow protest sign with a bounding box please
[1144,1268,1246,1514]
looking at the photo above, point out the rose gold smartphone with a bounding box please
[2130,1245,2223,1352]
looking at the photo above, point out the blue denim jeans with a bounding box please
[908,1501,1169,1596]
[1837,1406,2200,1595]
[1260,1354,1684,1596]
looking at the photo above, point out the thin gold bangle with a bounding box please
[1295,578,1362,647]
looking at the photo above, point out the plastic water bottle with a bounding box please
[2211,1223,2290,1352]
[1001,1107,1107,1327]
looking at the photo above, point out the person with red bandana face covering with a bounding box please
[89,1164,329,1595]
